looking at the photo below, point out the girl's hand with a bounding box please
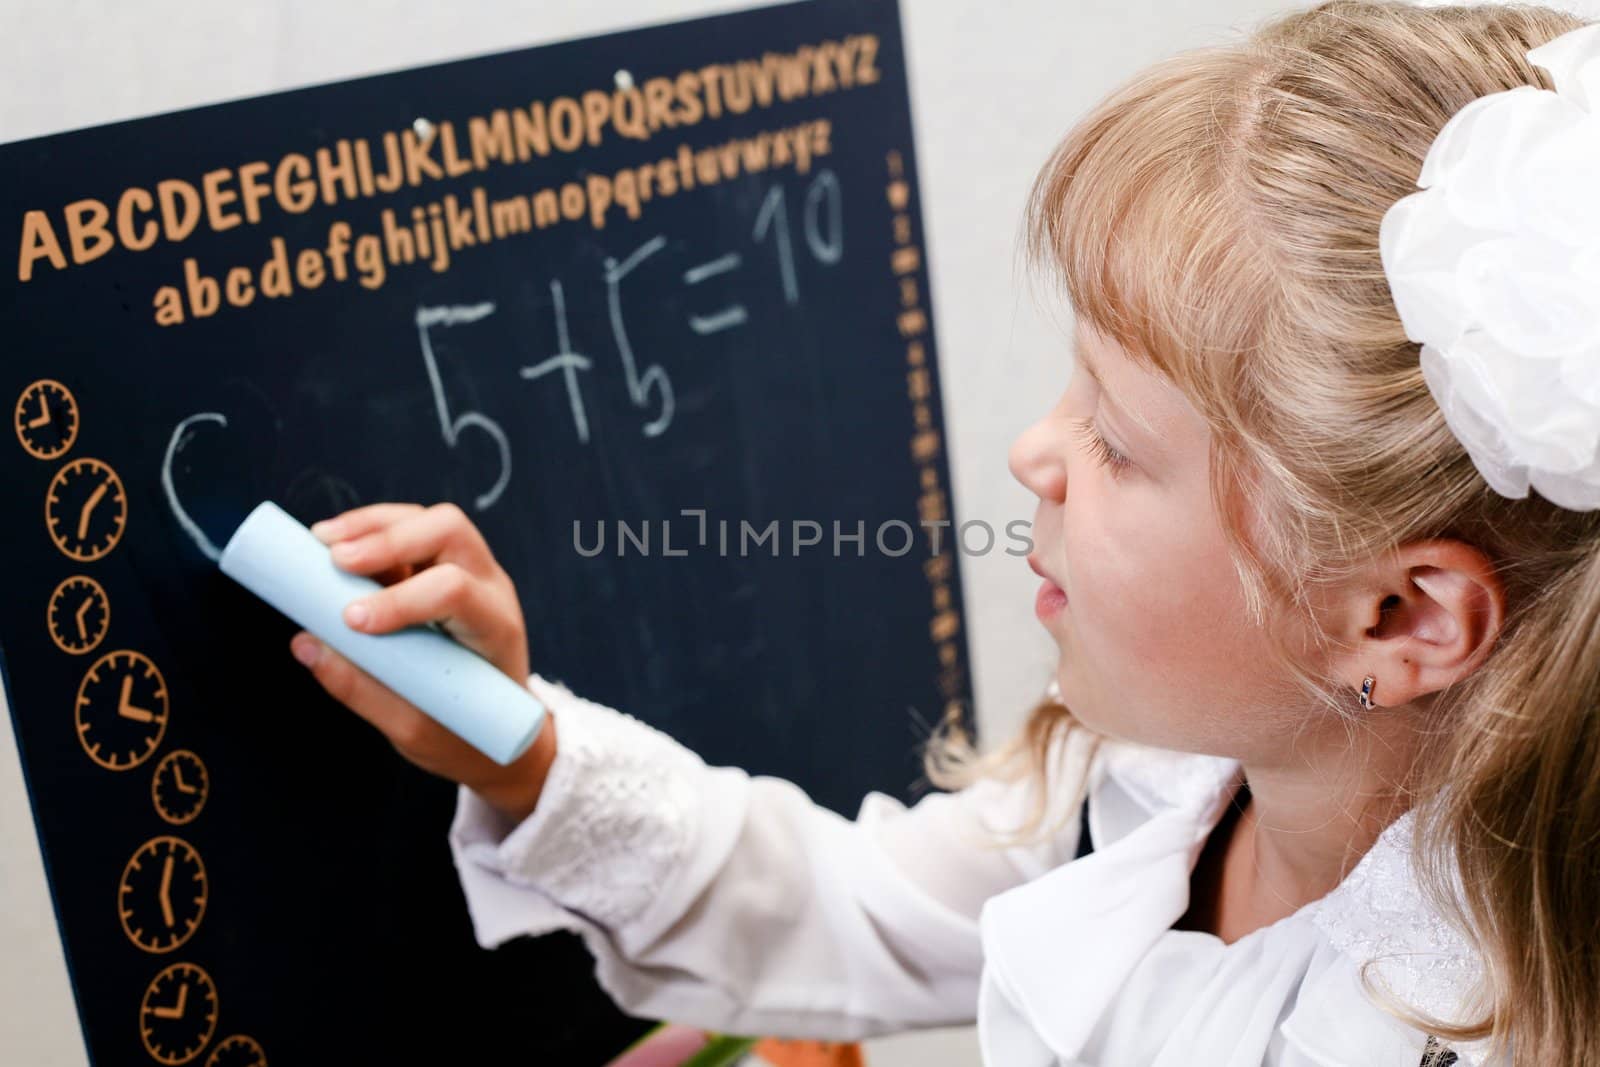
[289,501,555,822]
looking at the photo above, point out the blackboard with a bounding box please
[0,0,971,1062]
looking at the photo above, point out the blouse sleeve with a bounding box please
[447,674,1096,1042]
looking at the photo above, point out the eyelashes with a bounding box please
[1069,417,1133,475]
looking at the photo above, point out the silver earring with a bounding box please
[1358,675,1376,711]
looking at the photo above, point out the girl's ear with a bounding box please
[1327,539,1506,709]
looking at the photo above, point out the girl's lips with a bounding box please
[1035,578,1068,620]
[1028,555,1067,619]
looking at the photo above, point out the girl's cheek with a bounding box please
[1068,493,1183,644]
[1062,504,1130,618]
[1065,476,1140,574]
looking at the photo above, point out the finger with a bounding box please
[342,562,507,645]
[310,502,425,545]
[327,502,496,579]
[290,631,435,749]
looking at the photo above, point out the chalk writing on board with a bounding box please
[604,233,674,438]
[519,279,595,444]
[753,169,844,308]
[684,253,745,335]
[161,170,846,528]
[804,170,845,264]
[416,302,510,510]
[161,412,228,562]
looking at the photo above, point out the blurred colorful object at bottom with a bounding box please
[603,1023,866,1067]
[753,1037,866,1066]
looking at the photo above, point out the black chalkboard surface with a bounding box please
[0,0,971,1062]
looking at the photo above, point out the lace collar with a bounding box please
[1300,807,1490,1064]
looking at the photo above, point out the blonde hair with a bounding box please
[924,2,1600,1062]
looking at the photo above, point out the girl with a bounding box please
[289,2,1600,1063]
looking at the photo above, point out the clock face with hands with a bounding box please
[14,378,79,460]
[47,574,110,655]
[152,749,210,825]
[139,962,218,1065]
[118,835,208,954]
[45,456,127,562]
[75,649,169,771]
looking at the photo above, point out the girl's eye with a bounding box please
[1069,417,1133,476]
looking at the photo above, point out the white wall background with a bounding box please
[12,0,1571,1063]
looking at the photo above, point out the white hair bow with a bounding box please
[1379,22,1600,511]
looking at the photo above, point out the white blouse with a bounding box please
[447,675,1492,1066]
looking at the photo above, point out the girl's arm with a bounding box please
[291,502,1094,1040]
[447,672,1096,1042]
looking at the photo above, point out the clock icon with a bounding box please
[139,961,218,1065]
[14,378,78,460]
[75,649,168,771]
[46,457,127,561]
[118,835,207,953]
[206,1035,267,1067]
[152,749,209,825]
[46,575,110,655]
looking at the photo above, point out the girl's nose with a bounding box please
[1009,418,1066,503]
